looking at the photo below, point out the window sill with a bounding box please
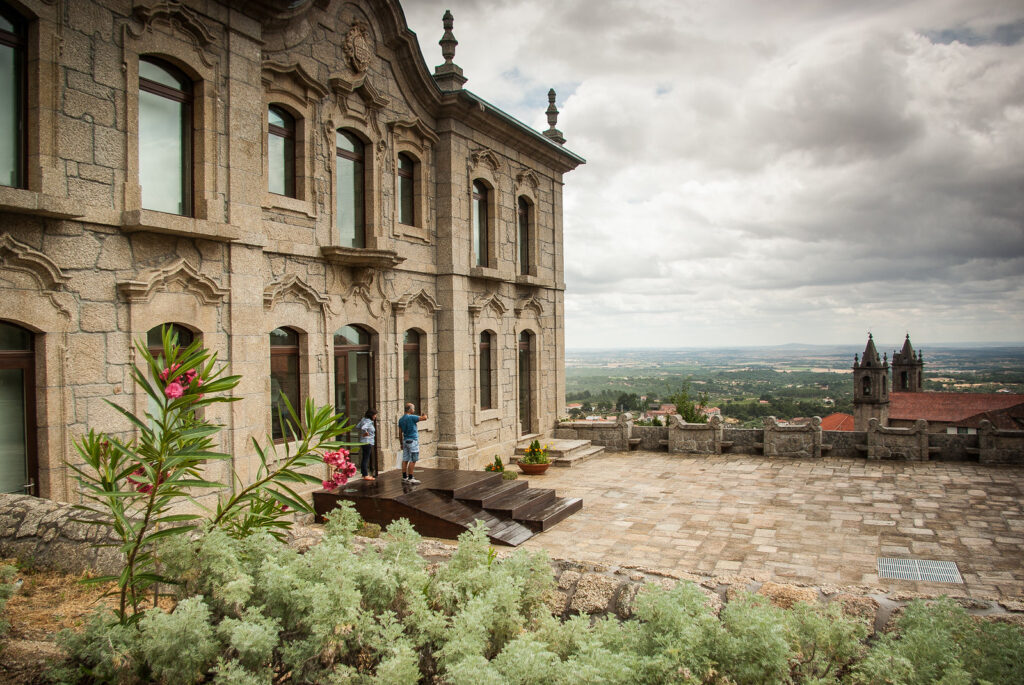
[515,274,546,287]
[123,209,241,242]
[321,246,405,269]
[263,193,316,219]
[0,186,84,219]
[469,266,506,282]
[398,222,431,244]
[476,408,500,424]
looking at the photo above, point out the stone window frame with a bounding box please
[331,322,377,426]
[267,105,296,199]
[401,328,422,412]
[322,113,381,251]
[393,145,431,243]
[122,35,218,234]
[478,329,495,411]
[393,291,438,439]
[0,319,37,495]
[0,2,65,212]
[262,97,314,217]
[470,176,497,270]
[516,191,538,277]
[269,325,304,444]
[515,326,541,437]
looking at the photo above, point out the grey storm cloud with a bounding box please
[403,0,1024,347]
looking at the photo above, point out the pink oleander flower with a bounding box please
[322,479,335,490]
[164,381,184,399]
[158,363,181,382]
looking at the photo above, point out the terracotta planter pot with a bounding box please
[517,462,550,475]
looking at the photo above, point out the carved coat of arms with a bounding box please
[343,21,372,74]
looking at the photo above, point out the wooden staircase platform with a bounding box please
[312,468,582,547]
[512,438,605,467]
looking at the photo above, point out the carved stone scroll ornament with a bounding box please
[0,234,70,291]
[263,272,331,313]
[128,1,217,67]
[117,258,228,305]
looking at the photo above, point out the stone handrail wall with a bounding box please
[556,415,1024,463]
[763,416,823,459]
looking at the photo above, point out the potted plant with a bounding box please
[484,455,504,472]
[517,439,551,475]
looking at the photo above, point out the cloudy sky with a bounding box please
[402,1,1024,348]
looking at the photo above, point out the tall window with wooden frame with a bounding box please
[518,330,532,434]
[397,152,415,226]
[267,105,295,198]
[472,180,489,267]
[334,325,374,423]
[0,321,36,495]
[138,57,192,216]
[0,5,25,189]
[270,327,301,442]
[517,196,531,276]
[479,331,493,410]
[403,329,421,410]
[336,130,365,248]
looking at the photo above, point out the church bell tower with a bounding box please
[853,333,890,430]
[892,334,923,392]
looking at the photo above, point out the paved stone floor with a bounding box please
[519,452,1024,600]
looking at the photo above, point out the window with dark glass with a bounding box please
[397,153,414,225]
[403,329,420,410]
[473,180,489,267]
[334,325,373,423]
[0,6,25,189]
[518,331,532,434]
[479,331,492,410]
[268,105,295,197]
[0,321,36,495]
[139,57,191,215]
[336,130,365,248]
[270,327,300,441]
[517,196,531,275]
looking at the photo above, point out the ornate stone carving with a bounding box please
[469,291,508,318]
[393,289,440,315]
[117,258,228,305]
[263,273,330,312]
[515,169,540,190]
[261,60,328,104]
[0,235,69,291]
[342,20,373,74]
[388,118,440,151]
[330,75,389,134]
[129,1,217,66]
[469,148,502,172]
[514,295,544,318]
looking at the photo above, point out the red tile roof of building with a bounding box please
[890,392,1024,423]
[821,413,855,431]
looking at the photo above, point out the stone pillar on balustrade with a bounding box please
[762,416,823,459]
[667,414,722,455]
[978,420,1024,465]
[866,418,929,461]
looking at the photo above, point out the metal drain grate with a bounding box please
[877,558,963,583]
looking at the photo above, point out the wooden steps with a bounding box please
[312,468,582,547]
[512,438,605,467]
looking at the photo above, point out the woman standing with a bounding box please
[355,408,377,481]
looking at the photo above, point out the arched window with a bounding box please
[0,5,25,188]
[336,130,365,248]
[334,325,373,422]
[403,329,421,410]
[472,180,489,267]
[397,152,415,226]
[146,323,195,361]
[479,330,493,410]
[268,105,295,197]
[862,376,871,396]
[518,330,532,434]
[0,321,35,494]
[517,196,531,276]
[270,327,300,441]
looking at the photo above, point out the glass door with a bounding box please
[334,325,374,425]
[0,322,36,495]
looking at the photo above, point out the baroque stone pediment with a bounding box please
[515,170,540,190]
[0,235,69,291]
[469,148,502,172]
[262,60,328,104]
[129,2,218,66]
[393,289,439,315]
[118,258,227,305]
[514,295,544,318]
[469,291,507,318]
[387,118,440,149]
[263,273,329,312]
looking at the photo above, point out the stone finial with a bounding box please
[434,10,467,91]
[543,88,566,145]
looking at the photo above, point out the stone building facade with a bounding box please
[0,0,583,500]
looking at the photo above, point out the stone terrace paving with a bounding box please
[517,451,1024,600]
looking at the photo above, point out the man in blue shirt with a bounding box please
[397,402,427,484]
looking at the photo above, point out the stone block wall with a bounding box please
[631,424,667,451]
[866,419,930,461]
[763,416,823,459]
[928,432,980,462]
[668,415,722,454]
[825,430,868,459]
[979,421,1024,465]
